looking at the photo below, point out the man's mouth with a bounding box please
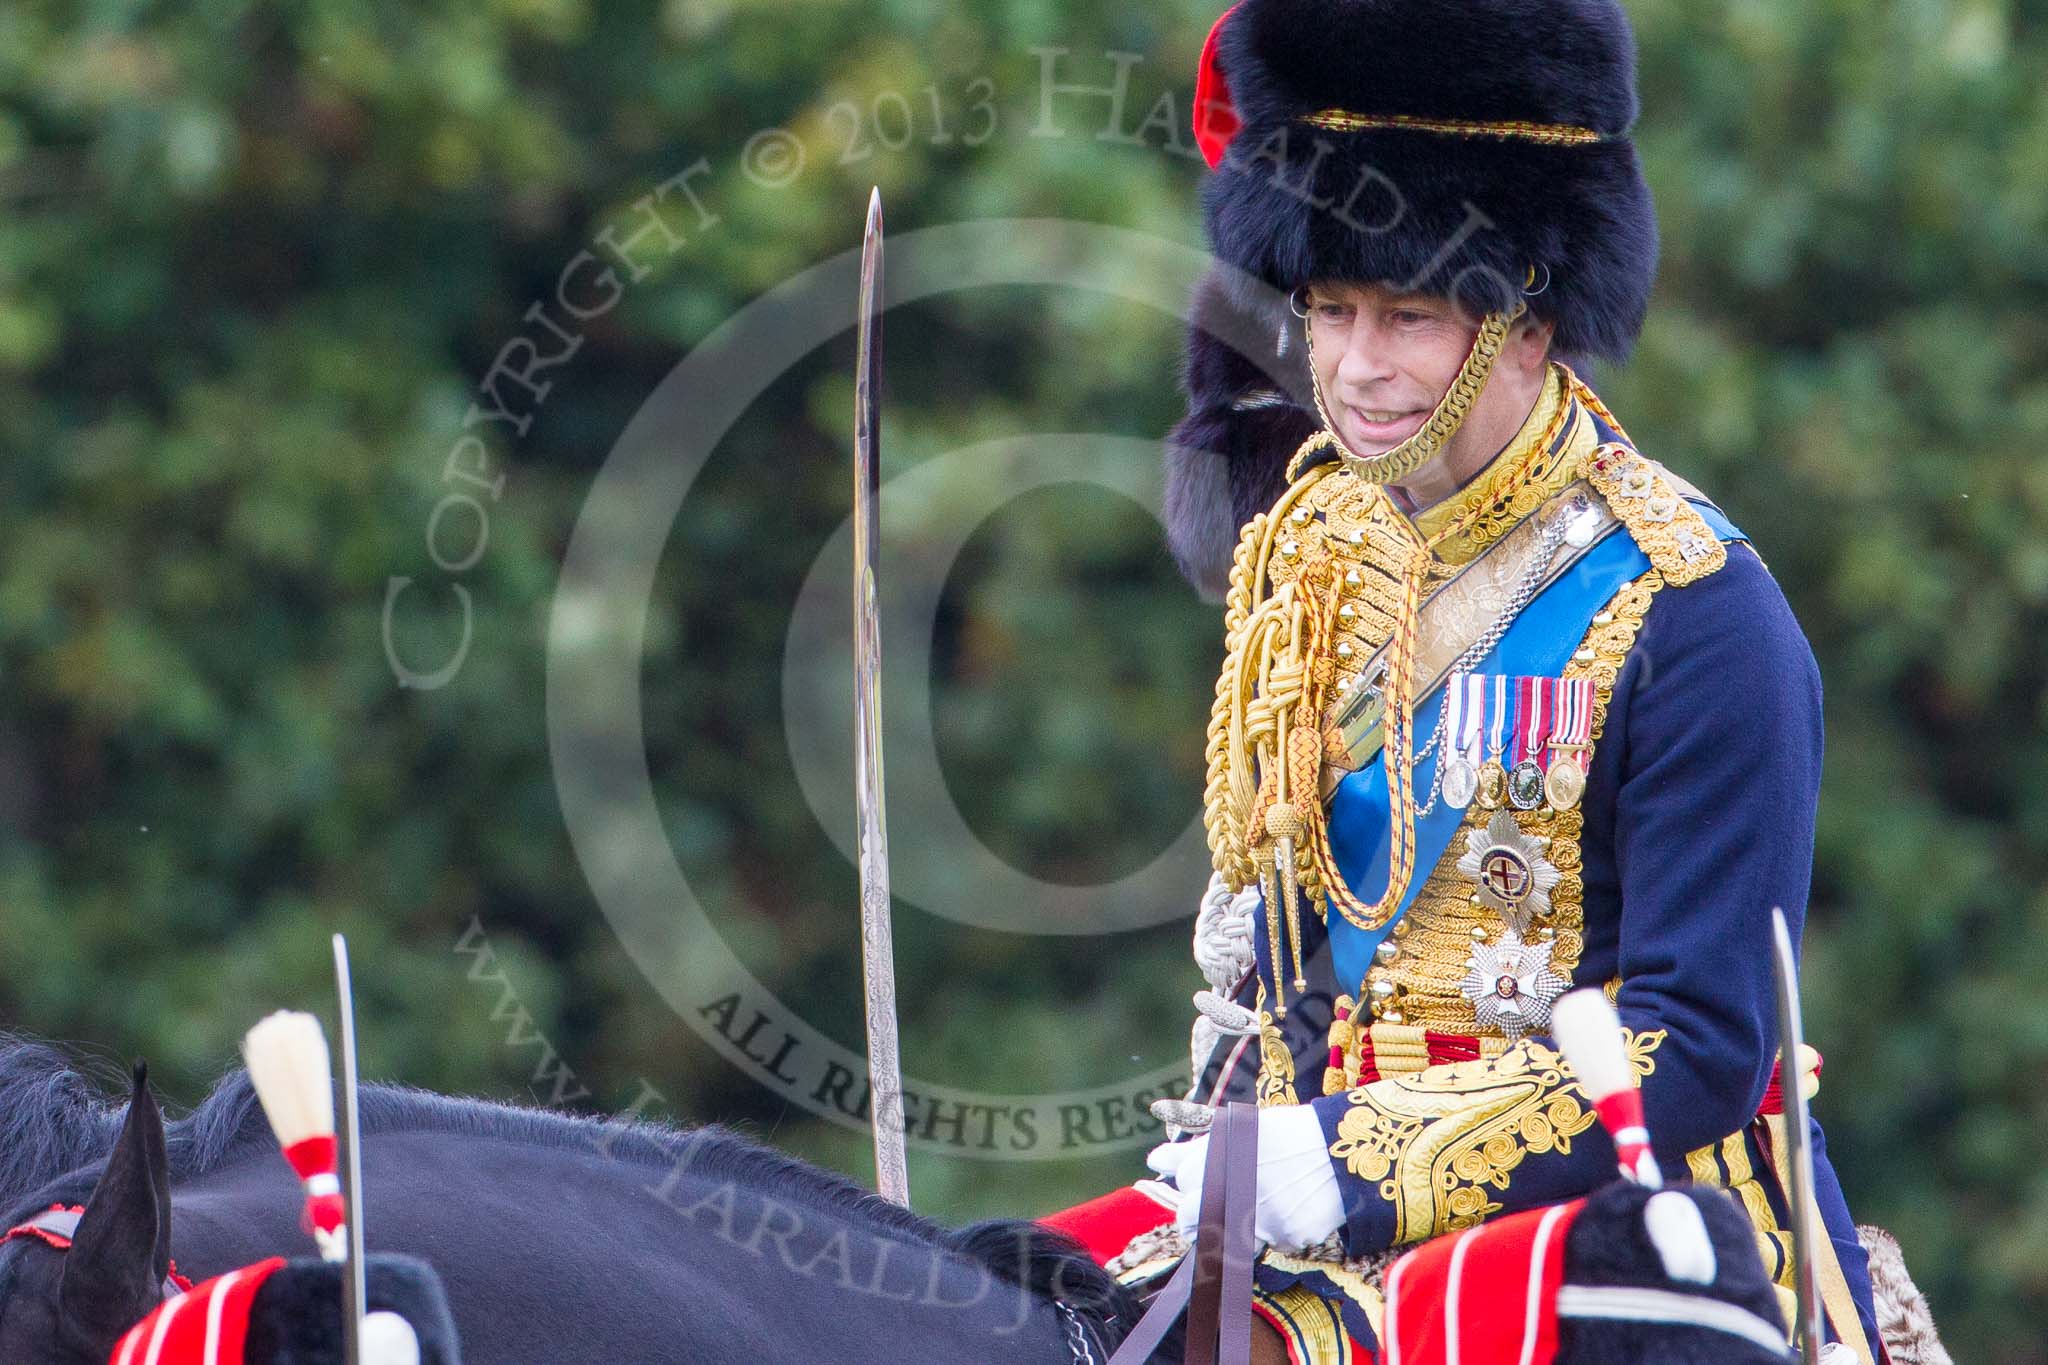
[1344,405,1428,448]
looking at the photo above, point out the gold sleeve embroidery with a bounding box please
[1328,1030,1666,1245]
[1256,982,1301,1107]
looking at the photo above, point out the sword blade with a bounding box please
[332,934,367,1365]
[1769,907,1825,1364]
[853,187,910,1207]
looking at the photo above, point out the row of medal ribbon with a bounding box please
[1436,673,1595,813]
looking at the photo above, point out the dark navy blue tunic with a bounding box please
[1229,536,1881,1352]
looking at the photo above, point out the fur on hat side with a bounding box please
[1164,268,1319,600]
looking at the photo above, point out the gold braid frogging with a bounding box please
[1207,344,1610,1017]
[1207,382,1574,954]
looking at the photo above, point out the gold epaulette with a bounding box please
[1579,443,1727,587]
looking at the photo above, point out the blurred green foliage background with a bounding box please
[1,0,2043,1357]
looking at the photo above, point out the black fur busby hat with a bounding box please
[1165,0,1657,596]
[1202,0,1657,362]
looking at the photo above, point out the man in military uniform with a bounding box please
[1083,0,1891,1360]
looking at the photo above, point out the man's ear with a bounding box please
[57,1063,171,1349]
[1512,313,1557,371]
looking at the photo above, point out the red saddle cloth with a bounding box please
[1038,1183,1179,1266]
[1041,1184,1584,1364]
[1383,1201,1583,1365]
[109,1258,287,1365]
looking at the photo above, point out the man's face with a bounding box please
[1304,280,1480,456]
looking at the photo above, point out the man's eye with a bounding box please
[1391,310,1432,325]
[1314,304,1353,323]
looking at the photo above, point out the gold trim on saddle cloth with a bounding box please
[1325,1033,1664,1247]
[1251,1281,1358,1365]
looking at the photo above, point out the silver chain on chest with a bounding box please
[1411,509,1574,818]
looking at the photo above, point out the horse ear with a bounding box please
[57,1063,171,1345]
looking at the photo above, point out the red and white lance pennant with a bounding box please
[242,1012,347,1261]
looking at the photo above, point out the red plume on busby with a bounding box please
[1192,5,1243,170]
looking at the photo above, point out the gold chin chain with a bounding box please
[1297,299,1525,486]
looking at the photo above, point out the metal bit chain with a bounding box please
[1055,1299,1103,1365]
[1413,511,1572,818]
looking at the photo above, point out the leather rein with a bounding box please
[1101,1102,1261,1365]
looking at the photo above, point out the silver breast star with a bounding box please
[1461,931,1570,1042]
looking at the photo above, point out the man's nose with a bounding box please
[1333,321,1397,393]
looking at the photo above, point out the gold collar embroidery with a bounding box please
[1407,365,1587,566]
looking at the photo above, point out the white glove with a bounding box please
[1145,1104,1345,1253]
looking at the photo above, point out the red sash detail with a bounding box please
[1353,1032,1486,1087]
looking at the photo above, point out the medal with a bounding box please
[1507,676,1552,811]
[1544,761,1586,810]
[1457,809,1561,931]
[1438,672,1482,809]
[1508,761,1545,810]
[1545,677,1593,811]
[1461,930,1569,1042]
[1476,674,1510,810]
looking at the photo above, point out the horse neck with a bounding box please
[165,1129,1087,1364]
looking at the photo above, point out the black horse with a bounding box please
[0,1036,1163,1363]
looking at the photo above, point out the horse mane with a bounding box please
[0,1035,129,1212]
[0,1035,1158,1358]
[0,1032,928,1233]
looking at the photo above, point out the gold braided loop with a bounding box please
[1273,552,1346,1001]
[1309,538,1430,930]
[1203,318,1547,974]
[1204,459,1333,889]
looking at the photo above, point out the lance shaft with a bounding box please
[332,934,367,1365]
[1770,907,1825,1365]
[853,188,910,1206]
